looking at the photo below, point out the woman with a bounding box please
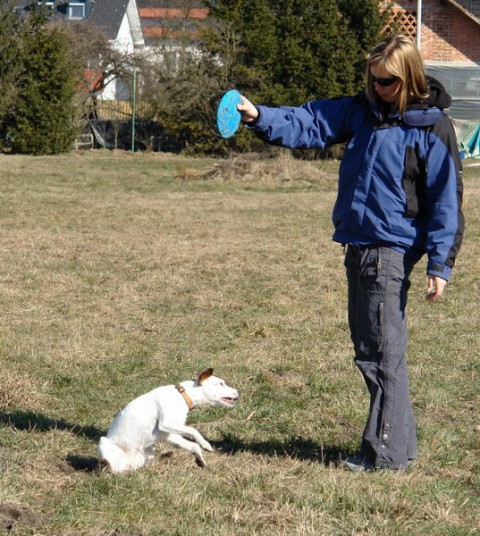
[238,35,464,471]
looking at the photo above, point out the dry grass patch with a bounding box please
[183,152,336,186]
[0,152,478,536]
[0,369,50,410]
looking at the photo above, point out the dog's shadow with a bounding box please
[211,433,344,466]
[0,410,105,472]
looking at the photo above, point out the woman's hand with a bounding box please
[237,96,259,123]
[426,275,447,302]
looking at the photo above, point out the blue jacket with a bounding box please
[247,85,464,280]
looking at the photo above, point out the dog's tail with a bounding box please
[97,437,146,474]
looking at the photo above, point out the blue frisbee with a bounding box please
[216,89,242,138]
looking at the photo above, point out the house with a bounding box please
[86,0,145,99]
[388,0,480,62]
[88,0,145,56]
[17,0,145,52]
[17,0,145,100]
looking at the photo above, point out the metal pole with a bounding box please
[131,68,137,153]
[416,0,422,50]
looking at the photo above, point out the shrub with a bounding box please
[3,12,80,155]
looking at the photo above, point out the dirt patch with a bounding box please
[0,503,43,531]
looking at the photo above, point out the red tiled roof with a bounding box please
[139,7,208,19]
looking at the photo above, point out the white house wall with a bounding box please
[99,0,145,101]
[114,14,136,55]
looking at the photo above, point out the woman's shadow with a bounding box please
[211,433,344,466]
[1,410,346,470]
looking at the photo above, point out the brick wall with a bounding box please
[390,0,480,63]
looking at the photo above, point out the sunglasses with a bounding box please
[369,73,399,87]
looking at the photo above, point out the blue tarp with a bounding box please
[464,124,480,159]
[454,120,480,159]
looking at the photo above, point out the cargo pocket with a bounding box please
[358,246,380,292]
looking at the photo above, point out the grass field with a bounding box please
[0,151,478,535]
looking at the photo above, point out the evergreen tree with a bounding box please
[7,13,80,155]
[203,0,390,105]
[0,5,25,149]
[337,0,392,86]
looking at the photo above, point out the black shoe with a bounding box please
[342,453,377,472]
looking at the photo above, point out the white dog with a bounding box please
[97,368,239,473]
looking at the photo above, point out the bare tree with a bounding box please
[63,20,136,121]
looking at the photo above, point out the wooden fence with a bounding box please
[88,100,154,121]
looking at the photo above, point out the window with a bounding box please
[68,2,85,19]
[35,1,86,19]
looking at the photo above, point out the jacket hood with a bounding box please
[422,76,452,110]
[399,76,451,126]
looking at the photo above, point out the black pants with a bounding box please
[345,245,418,469]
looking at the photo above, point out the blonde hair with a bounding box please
[366,35,429,114]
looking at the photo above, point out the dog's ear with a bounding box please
[198,368,214,384]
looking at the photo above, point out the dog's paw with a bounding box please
[195,457,207,468]
[202,441,213,452]
[95,459,110,475]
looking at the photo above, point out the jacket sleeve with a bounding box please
[424,116,464,280]
[246,98,355,149]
